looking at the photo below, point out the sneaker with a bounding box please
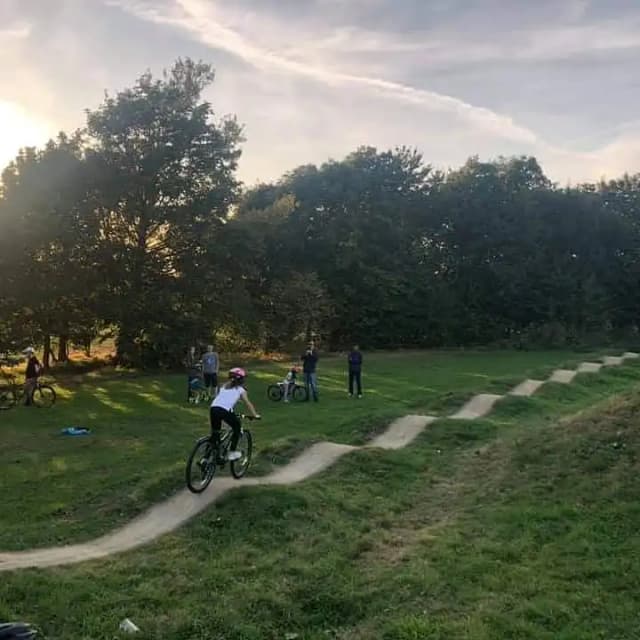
[227,450,242,461]
[358,394,363,398]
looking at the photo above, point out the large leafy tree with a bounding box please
[252,146,435,346]
[86,59,243,366]
[0,134,99,366]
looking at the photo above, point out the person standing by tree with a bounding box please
[202,344,219,397]
[348,345,363,398]
[23,347,41,406]
[301,342,319,402]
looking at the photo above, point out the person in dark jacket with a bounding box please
[348,345,363,398]
[23,347,41,406]
[301,342,319,402]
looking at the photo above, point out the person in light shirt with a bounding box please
[210,367,260,460]
[202,344,220,396]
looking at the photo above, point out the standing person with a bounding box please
[210,367,260,461]
[348,345,363,398]
[301,342,319,402]
[23,347,41,406]
[202,344,219,397]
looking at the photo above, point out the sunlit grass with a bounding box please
[0,349,616,550]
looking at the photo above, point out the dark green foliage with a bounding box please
[1,59,640,364]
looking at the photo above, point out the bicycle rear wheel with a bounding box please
[0,386,16,410]
[33,385,56,408]
[230,430,253,479]
[186,436,217,493]
[267,384,283,401]
[292,385,308,402]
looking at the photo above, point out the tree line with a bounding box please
[1,58,639,368]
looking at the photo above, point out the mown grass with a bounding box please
[0,350,599,550]
[1,359,640,638]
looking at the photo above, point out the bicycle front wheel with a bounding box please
[0,386,16,410]
[230,430,253,479]
[292,385,308,402]
[33,385,56,408]
[186,436,217,493]
[267,385,283,402]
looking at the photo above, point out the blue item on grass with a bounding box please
[61,427,91,436]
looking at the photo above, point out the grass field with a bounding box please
[0,349,600,551]
[1,355,640,638]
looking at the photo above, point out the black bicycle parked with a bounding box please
[0,363,56,410]
[186,415,258,493]
[267,381,308,402]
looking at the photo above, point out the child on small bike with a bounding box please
[283,364,298,403]
[210,367,260,460]
[185,346,204,403]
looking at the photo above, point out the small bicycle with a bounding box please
[0,365,56,410]
[186,415,258,493]
[267,381,308,402]
[188,379,212,405]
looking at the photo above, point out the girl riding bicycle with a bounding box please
[210,367,260,460]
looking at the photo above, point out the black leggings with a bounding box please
[210,406,241,451]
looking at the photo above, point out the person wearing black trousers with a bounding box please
[301,343,319,402]
[348,345,363,398]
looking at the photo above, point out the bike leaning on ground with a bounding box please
[186,414,259,493]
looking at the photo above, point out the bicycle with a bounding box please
[267,381,308,402]
[0,364,56,410]
[186,415,258,493]
[188,378,212,405]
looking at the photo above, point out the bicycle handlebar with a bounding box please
[240,414,261,421]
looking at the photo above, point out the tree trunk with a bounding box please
[57,335,69,362]
[43,334,51,370]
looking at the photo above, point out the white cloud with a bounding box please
[0,23,31,39]
[108,0,540,145]
[105,0,640,183]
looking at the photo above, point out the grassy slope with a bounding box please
[1,362,640,639]
[0,350,595,550]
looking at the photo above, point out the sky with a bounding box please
[1,0,639,186]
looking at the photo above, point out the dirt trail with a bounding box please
[1,353,636,572]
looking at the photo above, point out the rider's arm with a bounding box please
[240,390,260,418]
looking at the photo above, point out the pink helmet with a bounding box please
[228,367,247,382]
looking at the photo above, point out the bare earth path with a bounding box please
[1,352,637,572]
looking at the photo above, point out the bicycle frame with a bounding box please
[214,424,246,459]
